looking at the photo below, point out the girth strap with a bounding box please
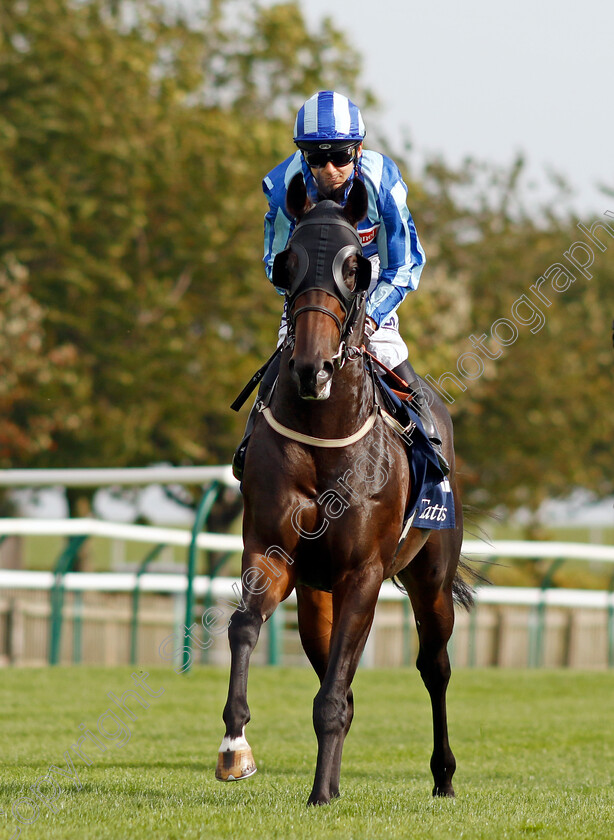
[261,405,379,448]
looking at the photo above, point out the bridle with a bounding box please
[273,202,372,366]
[290,298,344,338]
[287,288,366,367]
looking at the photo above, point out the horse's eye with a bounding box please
[287,251,299,282]
[343,256,358,291]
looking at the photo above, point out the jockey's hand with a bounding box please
[364,316,377,340]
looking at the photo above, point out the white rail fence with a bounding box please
[1,517,614,669]
[0,465,238,488]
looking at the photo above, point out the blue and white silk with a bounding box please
[262,150,426,329]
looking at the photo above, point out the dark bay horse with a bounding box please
[216,173,469,805]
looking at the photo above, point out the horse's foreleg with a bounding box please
[216,549,295,782]
[307,570,382,806]
[217,605,262,781]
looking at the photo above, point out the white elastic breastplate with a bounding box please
[261,406,378,448]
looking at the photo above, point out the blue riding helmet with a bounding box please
[294,91,366,150]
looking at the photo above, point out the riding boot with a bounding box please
[392,360,450,476]
[232,355,281,481]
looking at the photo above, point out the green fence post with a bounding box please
[130,543,167,665]
[49,535,89,665]
[530,557,565,668]
[607,570,614,669]
[267,606,284,665]
[72,591,83,664]
[182,482,221,673]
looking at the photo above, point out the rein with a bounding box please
[362,348,415,401]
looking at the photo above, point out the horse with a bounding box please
[216,172,470,806]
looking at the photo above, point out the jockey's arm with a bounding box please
[263,198,291,294]
[262,153,306,292]
[365,172,425,328]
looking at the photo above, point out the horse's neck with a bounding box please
[274,353,372,440]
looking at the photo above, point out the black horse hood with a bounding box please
[273,201,371,307]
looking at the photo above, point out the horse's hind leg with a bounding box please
[217,545,295,781]
[397,536,458,797]
[296,585,354,800]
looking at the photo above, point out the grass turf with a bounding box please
[1,667,613,839]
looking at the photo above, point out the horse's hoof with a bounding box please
[307,791,331,806]
[432,784,455,797]
[215,748,257,781]
[215,733,257,781]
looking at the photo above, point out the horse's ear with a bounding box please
[286,173,312,221]
[342,179,368,228]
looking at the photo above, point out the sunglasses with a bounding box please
[303,146,358,168]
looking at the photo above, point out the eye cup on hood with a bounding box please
[272,242,309,294]
[332,247,372,299]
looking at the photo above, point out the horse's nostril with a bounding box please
[316,362,333,385]
[290,356,333,398]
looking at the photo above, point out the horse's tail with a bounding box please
[392,504,496,608]
[454,502,500,609]
[451,559,478,610]
[392,560,481,611]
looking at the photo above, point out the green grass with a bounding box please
[17,532,244,576]
[20,534,191,572]
[1,667,614,839]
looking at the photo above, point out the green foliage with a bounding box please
[0,0,369,467]
[0,0,610,512]
[0,254,77,464]
[404,156,613,511]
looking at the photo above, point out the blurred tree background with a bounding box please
[0,0,611,514]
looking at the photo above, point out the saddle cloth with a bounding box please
[373,372,455,532]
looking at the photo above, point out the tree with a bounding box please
[403,155,613,511]
[0,0,370,466]
[1,0,611,514]
[0,254,76,467]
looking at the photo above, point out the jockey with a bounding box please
[232,90,447,479]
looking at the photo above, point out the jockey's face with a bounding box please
[309,143,363,201]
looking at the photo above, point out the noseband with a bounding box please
[290,298,344,338]
[287,291,366,370]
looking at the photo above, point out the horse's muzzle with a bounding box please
[289,357,334,400]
